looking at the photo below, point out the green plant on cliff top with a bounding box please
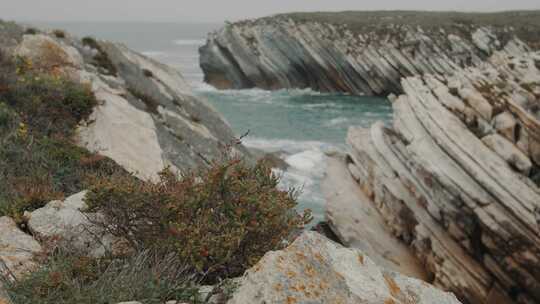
[0,51,128,223]
[85,158,312,282]
[82,36,118,76]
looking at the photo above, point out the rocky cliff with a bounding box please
[0,21,247,181]
[343,47,540,304]
[200,11,540,96]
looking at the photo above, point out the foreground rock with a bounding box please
[200,11,540,95]
[26,191,126,258]
[229,231,461,304]
[346,50,540,304]
[2,22,247,181]
[0,217,42,280]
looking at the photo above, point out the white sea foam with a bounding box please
[141,51,167,57]
[173,39,206,46]
[323,117,349,127]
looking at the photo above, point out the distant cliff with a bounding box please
[200,11,540,96]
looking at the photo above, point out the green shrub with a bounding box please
[0,54,130,223]
[24,28,38,35]
[2,73,97,137]
[127,87,160,114]
[142,68,154,78]
[53,29,66,39]
[86,158,312,282]
[2,250,202,304]
[82,36,118,76]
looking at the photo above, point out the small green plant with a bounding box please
[190,113,201,123]
[0,54,130,223]
[82,36,118,76]
[127,87,160,114]
[86,158,312,282]
[142,68,154,78]
[24,28,38,35]
[2,250,202,304]
[53,29,66,39]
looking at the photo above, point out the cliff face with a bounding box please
[200,11,540,96]
[345,48,540,303]
[1,21,247,181]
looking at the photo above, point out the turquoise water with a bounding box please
[34,22,393,222]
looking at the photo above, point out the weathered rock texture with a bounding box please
[26,191,127,258]
[200,11,540,95]
[0,217,42,280]
[1,22,246,181]
[346,49,540,304]
[228,231,461,304]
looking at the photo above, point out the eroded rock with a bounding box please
[228,231,461,304]
[0,217,42,280]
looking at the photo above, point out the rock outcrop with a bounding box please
[26,191,127,258]
[0,217,42,280]
[2,22,247,181]
[228,231,462,304]
[200,11,540,96]
[345,49,540,304]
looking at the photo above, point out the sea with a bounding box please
[32,22,393,223]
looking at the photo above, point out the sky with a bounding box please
[2,0,539,23]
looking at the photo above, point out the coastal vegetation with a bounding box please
[0,44,309,302]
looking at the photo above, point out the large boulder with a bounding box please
[229,231,461,304]
[0,217,42,280]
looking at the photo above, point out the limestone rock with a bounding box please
[3,21,249,181]
[0,217,42,280]
[228,231,461,304]
[26,191,125,258]
[345,50,540,303]
[200,13,537,95]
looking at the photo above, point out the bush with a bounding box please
[82,36,118,76]
[24,28,38,35]
[2,250,202,304]
[127,87,160,114]
[0,53,130,223]
[142,68,154,78]
[53,29,66,39]
[86,158,312,282]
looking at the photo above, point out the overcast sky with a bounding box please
[2,0,539,23]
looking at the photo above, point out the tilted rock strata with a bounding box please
[4,27,246,181]
[200,13,537,95]
[346,51,540,303]
[228,231,462,304]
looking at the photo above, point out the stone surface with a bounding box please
[200,12,538,95]
[0,217,42,280]
[228,231,461,304]
[345,51,540,303]
[322,156,428,280]
[26,191,125,258]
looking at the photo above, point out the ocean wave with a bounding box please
[173,39,206,46]
[323,117,349,127]
[141,51,167,57]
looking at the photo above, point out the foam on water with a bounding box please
[173,39,207,46]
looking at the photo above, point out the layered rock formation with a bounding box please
[345,49,540,304]
[200,11,540,95]
[229,231,462,304]
[1,21,246,181]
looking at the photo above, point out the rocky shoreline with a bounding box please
[200,11,540,96]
